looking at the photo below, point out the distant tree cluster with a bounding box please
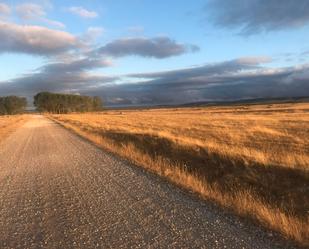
[0,96,27,115]
[34,92,103,113]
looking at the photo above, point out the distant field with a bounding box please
[51,102,309,246]
[0,115,28,142]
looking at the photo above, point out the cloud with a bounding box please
[0,3,10,17]
[127,26,144,34]
[301,50,309,56]
[39,57,112,73]
[0,21,78,56]
[128,56,269,80]
[95,37,200,59]
[0,73,116,100]
[16,3,65,28]
[84,59,309,106]
[43,19,65,29]
[82,27,105,43]
[1,55,307,107]
[16,3,45,20]
[68,6,98,18]
[0,57,116,99]
[235,56,272,65]
[206,0,309,34]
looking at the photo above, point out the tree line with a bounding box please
[0,92,103,115]
[34,92,103,113]
[0,96,27,115]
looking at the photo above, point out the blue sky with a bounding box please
[0,0,308,106]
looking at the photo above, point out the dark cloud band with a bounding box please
[85,64,308,106]
[207,0,309,34]
[95,37,199,59]
[2,56,306,107]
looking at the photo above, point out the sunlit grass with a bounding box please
[50,102,309,246]
[0,115,28,143]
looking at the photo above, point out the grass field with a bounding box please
[0,115,28,143]
[50,102,309,246]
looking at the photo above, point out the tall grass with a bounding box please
[50,102,309,246]
[0,115,28,143]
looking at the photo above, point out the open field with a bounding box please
[0,116,295,248]
[51,102,309,246]
[0,115,29,143]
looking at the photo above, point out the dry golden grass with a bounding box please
[50,102,309,246]
[0,115,29,143]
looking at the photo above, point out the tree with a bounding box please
[33,92,103,113]
[0,96,27,115]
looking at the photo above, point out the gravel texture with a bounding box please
[0,116,299,248]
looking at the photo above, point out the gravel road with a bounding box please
[0,116,298,248]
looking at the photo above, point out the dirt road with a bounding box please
[0,116,297,248]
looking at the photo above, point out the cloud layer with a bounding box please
[1,56,308,107]
[207,0,309,34]
[128,56,271,80]
[88,62,309,106]
[0,57,116,98]
[95,37,200,59]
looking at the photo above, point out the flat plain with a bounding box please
[0,116,298,248]
[51,102,309,246]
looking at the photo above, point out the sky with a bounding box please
[0,0,308,106]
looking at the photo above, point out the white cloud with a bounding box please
[0,3,10,17]
[16,3,65,28]
[236,56,272,65]
[0,21,78,56]
[43,19,65,29]
[16,3,45,20]
[84,27,104,42]
[68,6,98,19]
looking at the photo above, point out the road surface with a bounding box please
[0,116,297,248]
